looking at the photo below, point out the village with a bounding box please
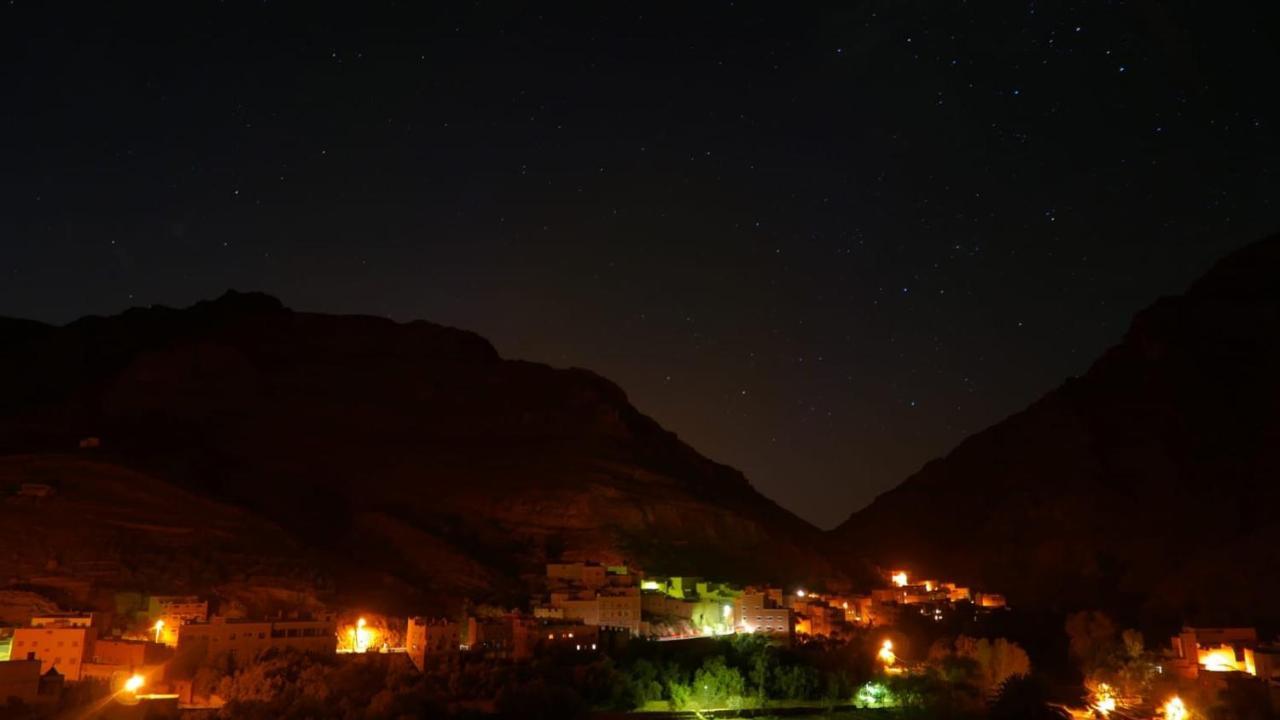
[2,559,1278,718]
[0,563,1004,712]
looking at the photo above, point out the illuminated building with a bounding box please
[546,562,608,590]
[539,562,643,636]
[733,588,793,638]
[786,594,846,639]
[81,638,171,685]
[597,589,642,635]
[974,593,1006,609]
[146,596,208,625]
[30,613,96,629]
[1170,626,1259,678]
[406,618,460,670]
[90,638,171,668]
[176,614,336,660]
[641,592,696,620]
[10,626,93,681]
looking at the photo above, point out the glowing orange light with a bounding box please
[152,619,165,644]
[1197,646,1252,674]
[344,617,376,653]
[123,674,145,693]
[877,639,896,666]
[891,572,908,587]
[1093,683,1117,716]
[1163,696,1187,720]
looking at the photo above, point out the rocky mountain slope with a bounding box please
[0,293,834,612]
[0,454,318,619]
[834,233,1280,625]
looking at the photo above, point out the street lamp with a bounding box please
[153,619,165,644]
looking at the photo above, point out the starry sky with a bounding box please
[2,2,1277,528]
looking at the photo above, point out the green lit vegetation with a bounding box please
[854,680,891,707]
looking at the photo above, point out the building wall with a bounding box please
[531,623,598,654]
[734,592,792,636]
[471,617,518,656]
[0,659,40,704]
[558,599,601,626]
[11,627,93,681]
[92,639,171,668]
[406,618,460,671]
[642,593,695,619]
[597,593,641,635]
[975,593,1007,608]
[30,614,95,629]
[148,596,209,624]
[177,617,335,661]
[547,563,607,589]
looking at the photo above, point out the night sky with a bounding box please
[3,2,1277,528]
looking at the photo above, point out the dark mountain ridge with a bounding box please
[0,291,834,612]
[834,233,1280,626]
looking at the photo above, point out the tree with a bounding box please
[1070,621,1158,701]
[671,656,746,711]
[949,636,1031,694]
[1065,611,1118,675]
[988,674,1066,720]
[495,679,587,720]
[625,658,664,707]
[732,633,773,706]
[772,663,819,702]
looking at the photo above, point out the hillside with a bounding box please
[0,293,834,613]
[835,234,1280,625]
[0,454,318,619]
